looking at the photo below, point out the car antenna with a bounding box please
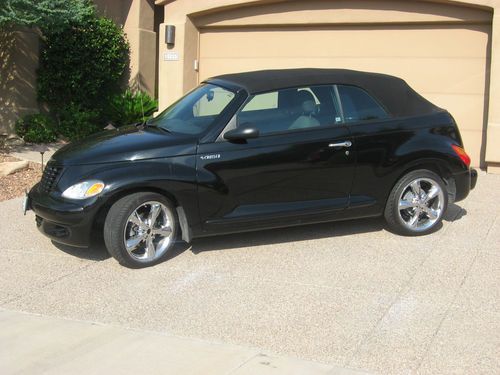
[138,80,145,124]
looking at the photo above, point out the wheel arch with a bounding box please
[92,186,192,243]
[397,158,452,181]
[388,157,456,208]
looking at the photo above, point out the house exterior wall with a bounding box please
[0,28,40,139]
[156,0,500,172]
[95,0,157,95]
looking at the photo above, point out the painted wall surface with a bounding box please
[156,0,500,171]
[0,28,40,137]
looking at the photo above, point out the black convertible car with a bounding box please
[26,69,477,267]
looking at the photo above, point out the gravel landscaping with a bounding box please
[0,154,42,202]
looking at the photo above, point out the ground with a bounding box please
[0,154,42,201]
[0,143,61,201]
[0,172,498,374]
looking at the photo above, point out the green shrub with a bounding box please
[57,104,101,141]
[37,16,129,113]
[0,0,95,33]
[15,114,57,143]
[106,89,158,127]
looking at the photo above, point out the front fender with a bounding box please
[57,156,201,236]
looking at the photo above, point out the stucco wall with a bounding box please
[0,28,40,137]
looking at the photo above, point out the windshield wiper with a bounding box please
[143,122,171,133]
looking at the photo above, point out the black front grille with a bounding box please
[40,164,63,193]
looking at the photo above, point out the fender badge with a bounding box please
[200,154,221,160]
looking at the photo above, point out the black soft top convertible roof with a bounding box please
[206,68,441,117]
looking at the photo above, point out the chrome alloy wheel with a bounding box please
[398,177,445,232]
[123,201,174,261]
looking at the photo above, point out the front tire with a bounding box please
[384,169,448,236]
[104,192,178,268]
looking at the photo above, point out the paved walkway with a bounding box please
[0,309,366,375]
[8,143,62,164]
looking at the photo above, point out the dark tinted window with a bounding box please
[236,85,341,135]
[337,85,388,123]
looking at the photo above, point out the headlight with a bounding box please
[62,180,105,200]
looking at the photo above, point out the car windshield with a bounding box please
[147,84,236,135]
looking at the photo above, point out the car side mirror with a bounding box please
[223,125,260,142]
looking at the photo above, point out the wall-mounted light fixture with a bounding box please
[165,25,176,46]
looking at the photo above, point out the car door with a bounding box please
[335,84,396,213]
[196,84,355,234]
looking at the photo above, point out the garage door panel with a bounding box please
[200,27,488,59]
[457,129,484,165]
[200,25,490,166]
[425,94,486,130]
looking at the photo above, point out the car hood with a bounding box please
[51,125,198,166]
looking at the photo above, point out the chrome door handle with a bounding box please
[329,141,352,148]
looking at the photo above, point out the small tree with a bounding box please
[37,16,130,115]
[5,1,133,142]
[0,0,95,33]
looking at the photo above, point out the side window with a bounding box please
[242,92,278,112]
[236,85,339,135]
[193,86,235,117]
[297,88,320,104]
[337,85,388,123]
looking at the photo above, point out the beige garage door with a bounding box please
[199,25,490,166]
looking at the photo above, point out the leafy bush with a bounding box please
[106,90,158,127]
[35,14,130,141]
[15,114,57,143]
[0,0,95,33]
[57,104,101,141]
[37,16,129,113]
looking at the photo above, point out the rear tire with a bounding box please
[104,192,178,268]
[384,169,448,236]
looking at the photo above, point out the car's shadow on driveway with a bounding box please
[51,237,110,261]
[188,203,467,254]
[443,203,467,222]
[188,216,385,254]
[50,203,467,262]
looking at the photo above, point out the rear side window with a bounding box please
[337,85,388,123]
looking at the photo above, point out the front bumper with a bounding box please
[28,185,99,247]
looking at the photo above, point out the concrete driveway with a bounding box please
[0,172,499,374]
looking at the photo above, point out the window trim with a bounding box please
[332,85,345,122]
[219,116,351,143]
[202,87,249,144]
